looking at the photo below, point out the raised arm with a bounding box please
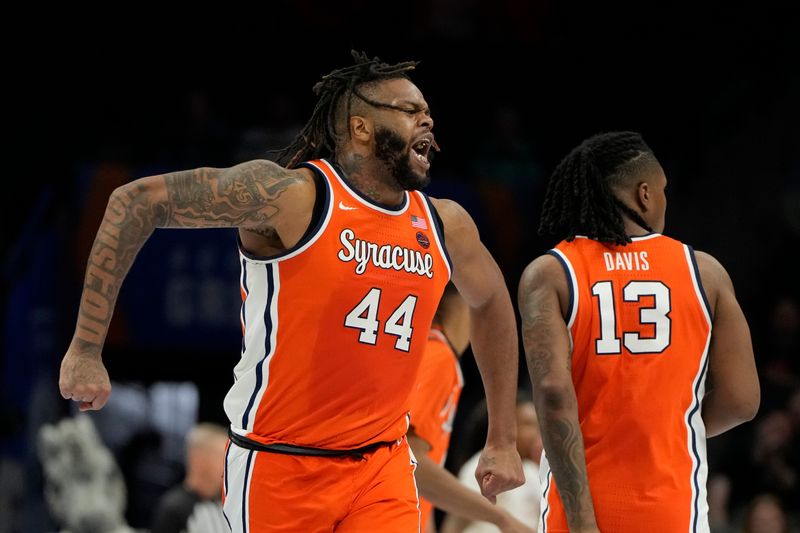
[695,251,760,437]
[518,255,599,533]
[430,197,524,501]
[60,159,314,411]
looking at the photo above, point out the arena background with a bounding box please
[3,2,799,531]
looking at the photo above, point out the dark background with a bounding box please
[3,2,799,531]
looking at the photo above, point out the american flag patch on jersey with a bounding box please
[410,215,428,230]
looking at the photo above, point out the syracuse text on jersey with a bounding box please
[338,227,435,278]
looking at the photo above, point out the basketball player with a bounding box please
[58,51,524,532]
[408,283,534,533]
[518,131,760,532]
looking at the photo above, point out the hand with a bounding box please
[59,346,112,411]
[475,444,525,503]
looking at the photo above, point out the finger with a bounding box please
[93,392,110,410]
[481,473,499,502]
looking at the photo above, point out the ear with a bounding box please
[349,115,373,143]
[636,181,651,211]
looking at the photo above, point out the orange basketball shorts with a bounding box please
[222,437,421,532]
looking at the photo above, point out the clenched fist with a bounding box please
[59,349,112,411]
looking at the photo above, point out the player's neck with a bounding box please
[623,216,655,237]
[336,152,405,207]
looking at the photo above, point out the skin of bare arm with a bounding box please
[407,431,534,533]
[695,251,760,437]
[518,255,600,533]
[430,197,524,502]
[59,159,315,410]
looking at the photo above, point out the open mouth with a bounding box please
[411,137,437,169]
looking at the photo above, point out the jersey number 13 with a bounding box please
[591,280,672,355]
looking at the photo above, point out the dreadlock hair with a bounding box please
[274,50,419,168]
[538,131,662,246]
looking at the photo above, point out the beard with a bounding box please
[374,126,431,191]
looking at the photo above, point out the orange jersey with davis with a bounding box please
[223,159,451,449]
[541,234,712,533]
[408,327,464,531]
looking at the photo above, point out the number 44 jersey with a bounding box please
[543,234,713,533]
[224,159,451,450]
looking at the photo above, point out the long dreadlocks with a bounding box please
[274,51,419,168]
[538,131,662,246]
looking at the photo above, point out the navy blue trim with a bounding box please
[240,259,248,355]
[687,354,709,533]
[420,193,453,276]
[687,246,713,320]
[224,440,231,495]
[541,467,552,532]
[222,442,232,529]
[629,232,658,240]
[546,250,574,324]
[328,159,409,212]
[242,450,254,533]
[237,163,331,261]
[241,264,275,428]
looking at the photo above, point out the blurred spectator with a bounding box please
[708,473,736,533]
[740,493,793,533]
[37,414,137,533]
[150,423,228,533]
[761,297,800,407]
[742,411,799,513]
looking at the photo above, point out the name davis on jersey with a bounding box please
[338,228,434,278]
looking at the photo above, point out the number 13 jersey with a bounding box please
[224,159,451,450]
[542,234,713,533]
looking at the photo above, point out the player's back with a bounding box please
[542,234,712,532]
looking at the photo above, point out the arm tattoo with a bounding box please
[521,293,559,382]
[76,184,164,348]
[74,160,304,350]
[541,399,593,525]
[163,161,304,228]
[521,289,595,528]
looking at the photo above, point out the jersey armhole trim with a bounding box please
[546,249,578,329]
[685,245,713,324]
[237,162,333,263]
[418,192,453,279]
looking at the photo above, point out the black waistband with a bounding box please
[228,429,394,459]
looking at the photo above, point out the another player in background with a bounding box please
[519,131,759,532]
[408,283,535,533]
[439,393,542,533]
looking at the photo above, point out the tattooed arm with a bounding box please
[59,159,314,411]
[518,256,600,533]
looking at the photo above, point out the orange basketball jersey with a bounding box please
[408,327,464,531]
[223,159,451,449]
[541,234,712,533]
